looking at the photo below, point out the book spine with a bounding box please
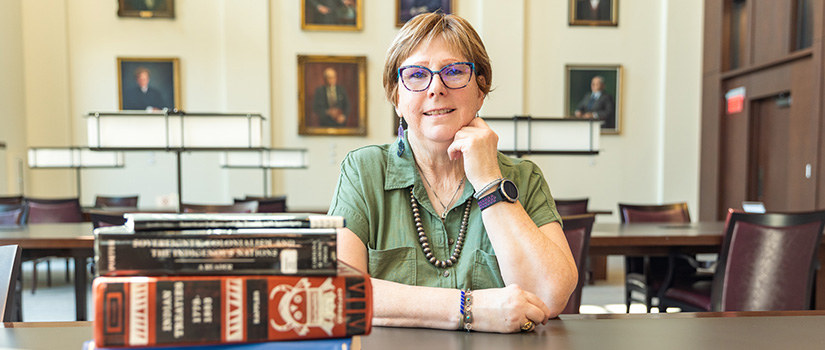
[93,274,371,347]
[131,217,345,231]
[96,233,337,276]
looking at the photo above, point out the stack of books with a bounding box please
[85,213,371,350]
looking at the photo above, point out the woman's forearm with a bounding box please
[481,203,578,314]
[371,278,462,329]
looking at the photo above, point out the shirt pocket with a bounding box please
[368,246,417,285]
[471,250,505,290]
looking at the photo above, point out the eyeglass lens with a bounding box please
[400,62,473,92]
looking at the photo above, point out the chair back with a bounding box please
[0,196,24,205]
[711,209,825,311]
[181,201,258,213]
[89,212,127,229]
[235,196,287,213]
[0,204,26,226]
[94,195,138,208]
[25,197,84,223]
[618,202,691,223]
[560,213,596,314]
[0,245,22,322]
[555,198,589,216]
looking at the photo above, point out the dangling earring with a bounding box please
[396,115,405,157]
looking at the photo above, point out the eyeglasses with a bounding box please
[398,62,475,92]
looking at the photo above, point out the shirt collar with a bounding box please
[385,131,476,207]
[385,131,415,190]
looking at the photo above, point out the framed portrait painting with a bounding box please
[117,0,175,18]
[302,0,363,31]
[117,57,181,111]
[298,55,367,136]
[396,0,454,27]
[569,0,617,26]
[565,64,623,135]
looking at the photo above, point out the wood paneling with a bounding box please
[702,0,824,219]
[752,0,792,63]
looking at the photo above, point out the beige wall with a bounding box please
[12,0,703,217]
[0,0,27,195]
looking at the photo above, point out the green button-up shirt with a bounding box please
[329,134,561,290]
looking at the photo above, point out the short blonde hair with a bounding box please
[383,12,492,107]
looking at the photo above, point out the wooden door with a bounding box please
[748,95,791,210]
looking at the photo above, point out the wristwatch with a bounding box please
[477,179,519,211]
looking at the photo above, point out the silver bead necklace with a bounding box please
[409,188,471,269]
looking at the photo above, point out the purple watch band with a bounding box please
[477,192,499,211]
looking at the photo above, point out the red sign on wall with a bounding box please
[725,87,746,115]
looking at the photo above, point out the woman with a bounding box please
[329,12,577,333]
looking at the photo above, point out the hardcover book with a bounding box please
[82,337,352,350]
[95,226,338,276]
[93,262,371,348]
[124,213,345,231]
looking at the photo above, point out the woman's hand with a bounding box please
[447,117,502,190]
[470,284,553,333]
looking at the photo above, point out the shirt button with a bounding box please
[442,270,450,277]
[448,238,455,245]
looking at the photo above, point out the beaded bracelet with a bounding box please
[462,289,473,332]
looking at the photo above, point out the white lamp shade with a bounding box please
[28,148,124,168]
[87,112,263,149]
[219,149,308,168]
[487,118,600,153]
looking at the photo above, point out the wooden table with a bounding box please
[0,223,94,321]
[588,222,825,310]
[3,311,825,349]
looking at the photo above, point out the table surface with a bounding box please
[2,311,825,350]
[0,223,94,249]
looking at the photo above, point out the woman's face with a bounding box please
[396,36,485,145]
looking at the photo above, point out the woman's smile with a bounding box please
[423,108,456,116]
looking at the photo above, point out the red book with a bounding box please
[93,262,371,348]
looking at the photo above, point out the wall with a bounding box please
[15,0,704,218]
[0,0,27,195]
[20,0,270,206]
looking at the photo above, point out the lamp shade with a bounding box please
[28,147,124,168]
[486,117,600,154]
[219,149,308,169]
[87,111,264,149]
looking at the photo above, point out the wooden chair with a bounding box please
[0,204,26,226]
[0,245,22,322]
[94,195,138,208]
[0,196,24,205]
[181,201,258,213]
[555,198,589,216]
[235,195,287,213]
[25,197,84,223]
[659,209,825,311]
[560,213,596,314]
[24,197,84,293]
[618,202,697,312]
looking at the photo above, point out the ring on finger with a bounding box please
[520,320,535,332]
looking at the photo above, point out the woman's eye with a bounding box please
[408,71,427,79]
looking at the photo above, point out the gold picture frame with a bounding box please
[564,64,623,135]
[396,0,455,28]
[298,55,367,136]
[569,0,617,27]
[301,0,363,31]
[117,57,181,111]
[117,0,175,19]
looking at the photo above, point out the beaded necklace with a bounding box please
[409,188,471,268]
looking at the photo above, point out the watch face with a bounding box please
[501,180,518,202]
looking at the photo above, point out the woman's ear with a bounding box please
[477,76,487,98]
